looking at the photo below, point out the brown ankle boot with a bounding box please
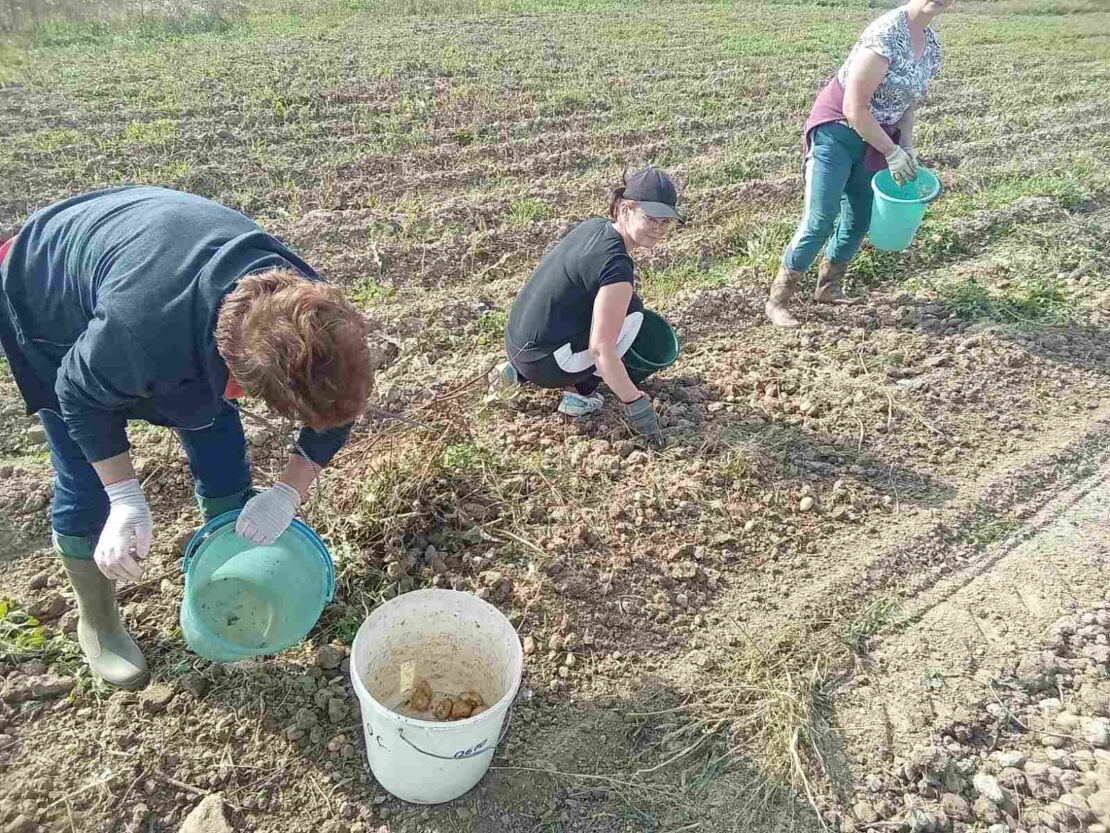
[765,266,803,327]
[814,260,863,305]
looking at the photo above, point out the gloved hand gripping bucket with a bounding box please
[180,511,335,663]
[869,167,942,252]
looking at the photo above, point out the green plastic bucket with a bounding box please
[869,167,942,252]
[180,511,335,663]
[625,309,680,373]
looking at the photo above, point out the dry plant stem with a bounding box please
[632,737,708,777]
[488,765,683,800]
[414,371,488,410]
[139,464,165,491]
[155,770,210,798]
[117,568,176,600]
[43,776,115,811]
[790,728,828,832]
[472,522,547,558]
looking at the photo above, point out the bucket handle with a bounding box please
[181,511,239,575]
[397,709,514,761]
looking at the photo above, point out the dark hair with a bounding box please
[608,185,627,221]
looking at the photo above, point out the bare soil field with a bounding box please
[1,1,1109,832]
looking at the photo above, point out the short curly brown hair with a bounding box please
[215,269,372,429]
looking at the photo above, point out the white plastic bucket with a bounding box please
[350,589,524,804]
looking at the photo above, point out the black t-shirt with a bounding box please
[507,217,635,362]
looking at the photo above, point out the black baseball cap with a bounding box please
[624,166,682,220]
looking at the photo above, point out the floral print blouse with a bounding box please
[837,6,942,126]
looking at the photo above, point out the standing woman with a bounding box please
[766,0,948,327]
[490,167,683,445]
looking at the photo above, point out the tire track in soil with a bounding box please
[828,447,1110,816]
[735,404,1092,637]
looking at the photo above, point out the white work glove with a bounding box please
[902,145,919,167]
[885,145,918,187]
[94,478,152,583]
[235,482,301,545]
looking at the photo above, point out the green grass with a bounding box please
[640,257,742,306]
[916,272,1075,325]
[930,168,1097,225]
[14,1,244,46]
[849,246,910,287]
[441,441,490,473]
[350,278,395,307]
[120,118,176,146]
[505,197,555,228]
[2,0,1107,286]
[318,601,369,643]
[473,310,508,346]
[841,597,905,654]
[921,668,946,691]
[964,513,1023,548]
[24,127,87,151]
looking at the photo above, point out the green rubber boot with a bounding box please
[59,550,149,690]
[195,487,254,522]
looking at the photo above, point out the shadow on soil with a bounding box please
[651,373,955,511]
[177,661,826,833]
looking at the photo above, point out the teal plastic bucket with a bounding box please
[625,309,680,374]
[869,167,942,252]
[180,511,335,663]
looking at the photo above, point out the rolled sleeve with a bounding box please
[294,423,353,467]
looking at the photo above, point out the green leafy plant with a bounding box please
[0,598,81,667]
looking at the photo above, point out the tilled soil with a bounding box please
[2,2,1110,832]
[1,284,1108,833]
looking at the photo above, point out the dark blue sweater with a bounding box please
[0,187,351,466]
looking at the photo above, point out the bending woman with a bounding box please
[490,167,683,444]
[766,0,947,327]
[0,187,371,687]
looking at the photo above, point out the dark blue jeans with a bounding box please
[41,403,252,559]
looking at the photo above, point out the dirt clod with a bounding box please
[27,570,51,591]
[2,675,74,703]
[140,683,175,715]
[3,815,35,833]
[26,593,66,621]
[177,673,209,700]
[180,794,232,833]
[853,801,878,824]
[1087,720,1110,749]
[315,645,344,670]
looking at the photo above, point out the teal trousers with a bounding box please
[782,122,875,272]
